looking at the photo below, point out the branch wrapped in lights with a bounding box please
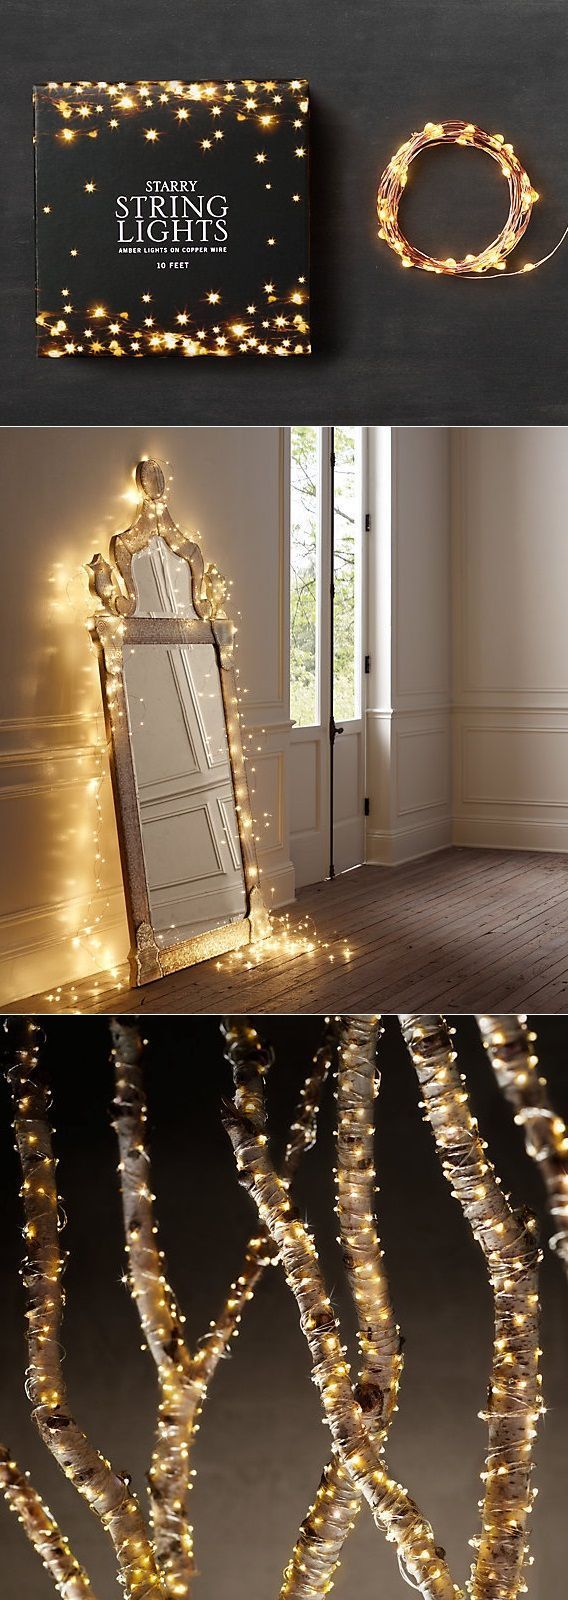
[477,1015,568,1277]
[377,121,540,276]
[0,1444,96,1600]
[400,1016,542,1600]
[111,1020,203,1597]
[280,1015,404,1600]
[222,1015,355,1600]
[222,1042,459,1600]
[3,1019,166,1600]
[336,1017,403,1430]
[111,1017,338,1598]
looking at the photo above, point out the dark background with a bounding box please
[2,0,568,424]
[0,1014,566,1599]
[33,84,310,356]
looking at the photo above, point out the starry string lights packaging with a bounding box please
[34,81,311,358]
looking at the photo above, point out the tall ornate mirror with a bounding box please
[87,459,269,985]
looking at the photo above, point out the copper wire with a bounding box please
[377,119,539,276]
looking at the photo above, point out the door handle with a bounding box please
[329,717,344,743]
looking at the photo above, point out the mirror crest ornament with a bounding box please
[87,459,270,986]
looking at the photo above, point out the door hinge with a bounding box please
[365,512,371,532]
[364,797,370,816]
[364,653,371,674]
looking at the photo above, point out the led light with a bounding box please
[224,1020,459,1600]
[401,1015,542,1600]
[478,1015,568,1276]
[376,119,566,278]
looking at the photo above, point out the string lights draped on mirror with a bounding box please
[2,1013,564,1600]
[87,458,270,985]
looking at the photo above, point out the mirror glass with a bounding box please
[123,639,246,948]
[131,539,200,618]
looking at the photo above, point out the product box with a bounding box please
[34,80,310,357]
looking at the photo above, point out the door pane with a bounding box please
[290,426,320,727]
[333,426,360,722]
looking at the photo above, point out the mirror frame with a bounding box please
[86,458,270,986]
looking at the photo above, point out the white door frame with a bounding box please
[331,425,368,877]
[288,427,369,889]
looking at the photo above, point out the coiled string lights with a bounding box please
[377,119,568,277]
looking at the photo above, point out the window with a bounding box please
[289,426,320,728]
[333,427,361,723]
[289,426,364,730]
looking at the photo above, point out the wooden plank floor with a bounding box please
[8,847,568,1016]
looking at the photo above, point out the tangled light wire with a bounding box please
[377,119,568,277]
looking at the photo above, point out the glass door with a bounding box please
[289,426,367,888]
[330,426,366,876]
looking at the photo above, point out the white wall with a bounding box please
[452,428,568,852]
[4,424,566,1002]
[0,427,293,1003]
[366,427,452,864]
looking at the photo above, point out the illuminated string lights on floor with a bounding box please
[216,908,354,975]
[477,1015,568,1277]
[401,1016,543,1600]
[377,120,568,277]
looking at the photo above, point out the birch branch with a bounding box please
[209,1018,339,1385]
[4,1019,167,1600]
[336,1017,403,1430]
[280,1015,404,1600]
[0,1444,96,1600]
[222,1068,460,1600]
[400,1016,542,1600]
[222,1016,354,1600]
[110,1017,337,1598]
[111,1020,202,1598]
[477,1015,568,1278]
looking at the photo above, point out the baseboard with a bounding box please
[366,817,452,866]
[453,815,568,853]
[258,855,296,909]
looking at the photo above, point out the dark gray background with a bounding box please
[2,0,568,424]
[0,1015,566,1599]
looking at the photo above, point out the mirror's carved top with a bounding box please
[87,459,229,622]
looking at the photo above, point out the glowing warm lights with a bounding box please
[282,1016,404,1600]
[87,460,271,983]
[0,1015,552,1600]
[377,120,545,276]
[224,1018,460,1600]
[5,1020,166,1599]
[111,1013,333,1594]
[35,81,311,357]
[477,1015,568,1276]
[22,464,347,1010]
[1,1015,337,1599]
[0,1444,95,1599]
[401,1016,543,1600]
